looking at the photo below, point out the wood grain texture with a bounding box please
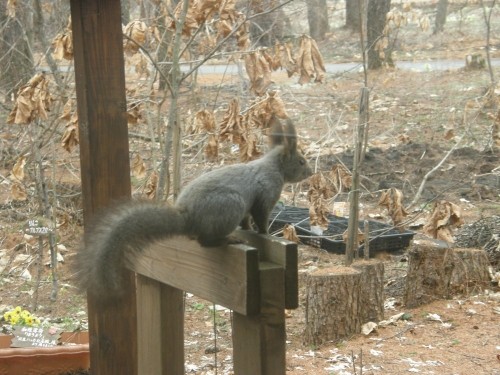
[128,238,260,315]
[234,230,298,309]
[137,276,184,375]
[233,262,286,375]
[70,1,136,374]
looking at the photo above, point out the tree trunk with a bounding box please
[307,0,329,41]
[121,0,130,25]
[304,267,362,346]
[352,260,384,323]
[433,0,448,34]
[155,5,172,92]
[366,0,391,70]
[250,0,288,46]
[304,261,385,345]
[345,0,366,31]
[404,243,490,308]
[0,1,34,101]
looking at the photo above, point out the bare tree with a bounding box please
[366,0,391,70]
[345,0,367,31]
[0,1,34,101]
[433,0,448,34]
[307,0,329,41]
[250,0,288,46]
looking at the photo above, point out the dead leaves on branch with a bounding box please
[60,99,79,153]
[295,36,326,84]
[330,164,352,193]
[170,0,240,38]
[7,0,16,18]
[131,154,147,179]
[283,224,299,243]
[244,52,274,96]
[194,109,219,160]
[7,73,53,125]
[244,37,326,95]
[9,156,27,201]
[123,20,148,55]
[307,173,333,229]
[378,188,408,228]
[191,92,288,162]
[52,18,73,60]
[307,165,353,229]
[423,200,464,243]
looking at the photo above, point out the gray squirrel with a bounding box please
[74,115,312,298]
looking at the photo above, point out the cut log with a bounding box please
[304,266,362,346]
[404,243,490,308]
[352,260,385,323]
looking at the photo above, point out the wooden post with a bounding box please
[137,276,184,375]
[233,262,286,375]
[130,234,297,375]
[70,1,137,374]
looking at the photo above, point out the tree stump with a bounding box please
[304,267,361,346]
[404,243,490,308]
[352,260,385,323]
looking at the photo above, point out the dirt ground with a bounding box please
[1,2,500,374]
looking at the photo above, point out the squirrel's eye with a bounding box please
[300,159,305,165]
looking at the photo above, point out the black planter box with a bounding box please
[269,206,414,255]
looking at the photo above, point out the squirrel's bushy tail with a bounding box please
[74,202,186,299]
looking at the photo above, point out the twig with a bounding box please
[407,132,465,209]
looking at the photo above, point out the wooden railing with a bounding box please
[129,230,298,375]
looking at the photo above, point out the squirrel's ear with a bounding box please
[269,115,285,147]
[283,119,298,151]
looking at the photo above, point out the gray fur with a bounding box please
[74,116,312,299]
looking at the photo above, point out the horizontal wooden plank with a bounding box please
[127,237,260,315]
[235,230,298,309]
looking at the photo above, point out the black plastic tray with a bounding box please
[269,206,414,255]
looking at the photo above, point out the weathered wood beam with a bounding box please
[129,238,261,315]
[70,0,137,374]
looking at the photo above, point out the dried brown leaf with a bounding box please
[276,42,298,77]
[239,126,260,161]
[296,35,326,84]
[11,183,27,201]
[195,109,217,132]
[330,164,352,193]
[283,224,299,243]
[52,18,73,60]
[144,171,158,199]
[61,124,79,153]
[124,20,147,55]
[131,154,146,179]
[244,51,273,96]
[309,200,329,229]
[11,156,26,182]
[127,103,142,125]
[7,0,16,18]
[308,172,333,203]
[378,188,408,228]
[59,99,74,121]
[7,73,53,124]
[423,200,464,242]
[205,134,219,161]
[244,91,288,130]
[342,228,364,245]
[219,99,243,143]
